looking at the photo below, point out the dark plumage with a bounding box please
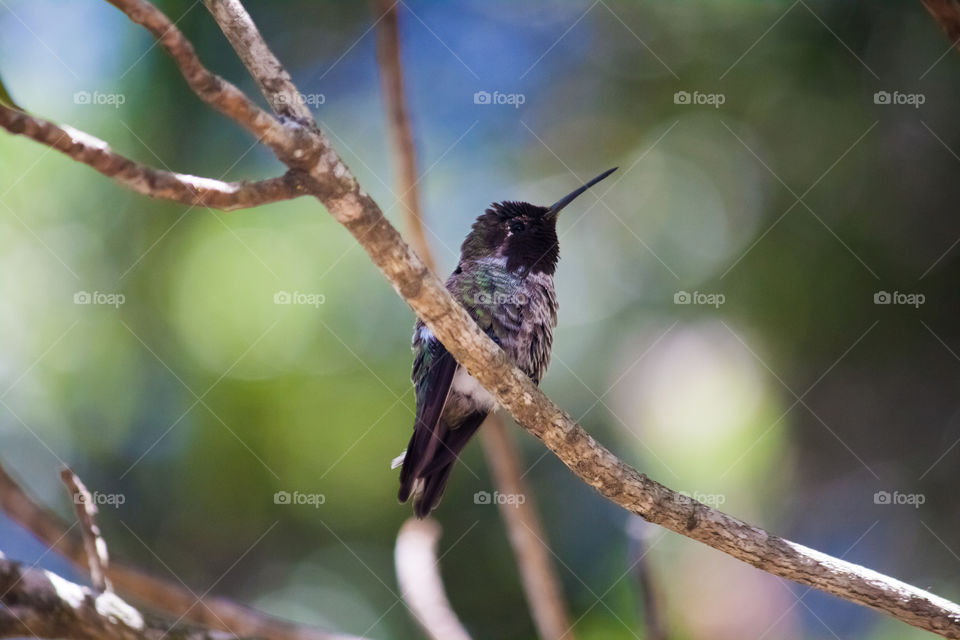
[396,168,617,517]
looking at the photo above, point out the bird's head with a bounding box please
[459,168,616,276]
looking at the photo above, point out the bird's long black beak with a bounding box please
[545,167,617,219]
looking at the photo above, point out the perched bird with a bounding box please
[395,168,617,517]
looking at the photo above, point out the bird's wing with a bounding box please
[452,267,522,349]
[399,272,507,506]
[404,324,459,481]
[404,261,513,464]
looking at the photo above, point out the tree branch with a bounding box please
[370,4,572,637]
[479,419,573,640]
[0,552,240,640]
[204,0,314,125]
[0,105,303,211]
[0,465,368,640]
[103,0,295,151]
[4,0,960,636]
[110,0,363,202]
[922,0,960,45]
[627,518,668,640]
[60,468,112,593]
[394,519,472,640]
[373,0,434,274]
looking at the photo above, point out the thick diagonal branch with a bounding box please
[0,105,304,211]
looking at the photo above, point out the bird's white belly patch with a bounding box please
[451,367,497,411]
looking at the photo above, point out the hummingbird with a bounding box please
[395,168,617,517]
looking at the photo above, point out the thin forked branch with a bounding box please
[0,106,306,211]
[104,0,294,151]
[113,0,364,200]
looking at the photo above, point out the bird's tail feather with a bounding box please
[398,411,487,517]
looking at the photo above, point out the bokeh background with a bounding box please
[1,1,960,638]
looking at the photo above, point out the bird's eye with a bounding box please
[509,219,525,233]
